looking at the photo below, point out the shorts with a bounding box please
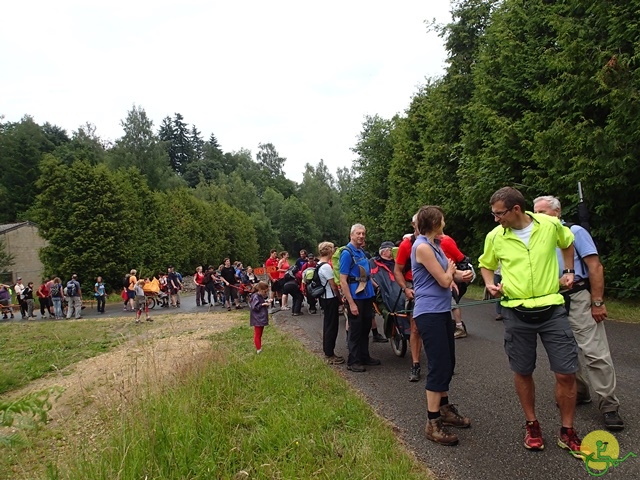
[414,311,455,392]
[224,285,238,301]
[135,295,147,310]
[127,289,136,300]
[271,278,284,293]
[502,305,578,375]
[0,299,9,307]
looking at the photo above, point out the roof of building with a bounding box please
[0,221,38,235]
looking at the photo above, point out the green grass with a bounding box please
[50,326,430,480]
[0,319,130,394]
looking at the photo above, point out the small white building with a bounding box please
[0,221,48,284]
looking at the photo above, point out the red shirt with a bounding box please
[194,272,204,286]
[265,257,279,281]
[395,237,413,281]
[440,234,465,263]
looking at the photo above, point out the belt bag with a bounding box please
[512,305,557,324]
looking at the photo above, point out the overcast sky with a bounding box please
[2,0,452,182]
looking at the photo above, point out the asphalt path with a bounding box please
[6,295,639,478]
[274,301,640,480]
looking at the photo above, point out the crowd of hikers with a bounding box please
[2,187,625,459]
[250,188,624,458]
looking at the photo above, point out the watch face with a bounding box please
[593,301,604,307]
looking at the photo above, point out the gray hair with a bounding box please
[350,223,366,235]
[533,195,561,211]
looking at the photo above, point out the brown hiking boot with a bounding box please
[440,403,471,428]
[425,417,459,446]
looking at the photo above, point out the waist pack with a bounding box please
[511,305,558,324]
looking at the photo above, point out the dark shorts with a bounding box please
[271,278,284,293]
[503,305,579,375]
[224,285,238,301]
[127,290,136,300]
[414,311,455,392]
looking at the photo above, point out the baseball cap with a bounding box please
[379,241,395,251]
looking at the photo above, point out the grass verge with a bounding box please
[0,320,130,394]
[47,325,430,480]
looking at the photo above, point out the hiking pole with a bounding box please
[577,181,591,232]
[456,298,502,308]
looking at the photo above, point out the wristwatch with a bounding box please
[592,300,605,307]
[562,269,575,274]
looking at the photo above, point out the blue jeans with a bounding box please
[52,297,63,318]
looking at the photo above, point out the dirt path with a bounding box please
[4,312,243,459]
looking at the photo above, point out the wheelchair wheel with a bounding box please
[146,296,156,310]
[390,323,407,357]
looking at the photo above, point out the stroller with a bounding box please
[370,258,412,357]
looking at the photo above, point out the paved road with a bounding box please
[6,295,639,478]
[274,302,640,480]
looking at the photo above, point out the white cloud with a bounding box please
[1,0,452,182]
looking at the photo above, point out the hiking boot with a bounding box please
[495,314,503,321]
[326,355,345,365]
[425,417,459,446]
[372,332,389,343]
[524,420,544,451]
[557,428,583,458]
[440,404,471,428]
[363,358,381,366]
[347,363,366,373]
[454,324,467,339]
[603,411,624,431]
[409,363,421,382]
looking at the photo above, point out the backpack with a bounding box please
[331,245,358,286]
[308,262,327,299]
[123,274,131,288]
[66,280,78,297]
[283,264,299,282]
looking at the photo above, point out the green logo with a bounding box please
[578,430,636,476]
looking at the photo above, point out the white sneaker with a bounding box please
[256,349,262,354]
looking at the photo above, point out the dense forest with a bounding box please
[1,0,639,297]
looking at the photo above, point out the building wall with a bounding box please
[1,223,48,284]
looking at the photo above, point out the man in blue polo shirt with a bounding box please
[340,223,380,373]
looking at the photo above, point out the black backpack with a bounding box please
[308,262,327,298]
[284,264,299,282]
[123,274,131,288]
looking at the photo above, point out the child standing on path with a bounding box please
[250,281,271,354]
[134,280,153,323]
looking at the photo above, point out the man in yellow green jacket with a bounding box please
[479,186,582,458]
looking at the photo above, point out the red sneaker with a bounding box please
[524,420,544,450]
[557,428,583,458]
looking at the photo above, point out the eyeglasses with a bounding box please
[491,207,513,219]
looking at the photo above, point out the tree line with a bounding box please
[348,0,640,297]
[0,108,349,291]
[2,0,639,297]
